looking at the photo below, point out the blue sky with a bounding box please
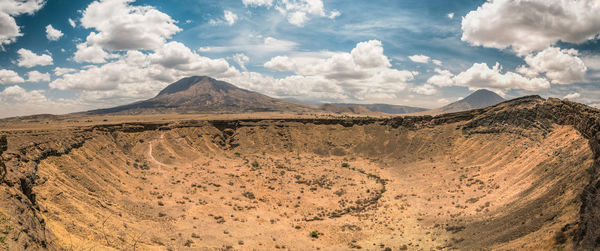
[0,0,599,117]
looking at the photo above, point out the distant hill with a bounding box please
[87,76,316,115]
[319,104,376,115]
[418,89,506,115]
[0,114,62,123]
[281,97,323,106]
[331,103,428,114]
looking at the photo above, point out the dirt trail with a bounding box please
[147,133,168,168]
[148,132,195,168]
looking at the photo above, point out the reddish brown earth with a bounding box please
[0,95,599,250]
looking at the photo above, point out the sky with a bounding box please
[0,0,599,118]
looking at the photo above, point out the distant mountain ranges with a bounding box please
[87,76,507,116]
[324,103,428,114]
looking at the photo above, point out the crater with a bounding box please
[1,96,599,250]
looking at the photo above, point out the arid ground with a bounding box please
[1,95,599,250]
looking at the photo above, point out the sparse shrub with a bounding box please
[251,160,259,168]
[341,163,349,168]
[242,191,255,199]
[234,152,241,156]
[310,230,319,238]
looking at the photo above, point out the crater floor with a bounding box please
[28,122,593,250]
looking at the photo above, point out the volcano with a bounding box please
[88,76,316,115]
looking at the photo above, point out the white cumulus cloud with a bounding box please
[17,48,53,68]
[45,24,63,41]
[224,10,238,26]
[427,68,454,87]
[51,42,239,95]
[262,40,415,101]
[328,10,340,19]
[287,11,308,26]
[232,53,250,71]
[563,92,580,100]
[412,84,437,95]
[26,70,50,82]
[73,0,181,63]
[148,41,235,74]
[0,69,24,84]
[409,54,430,64]
[73,44,105,64]
[243,0,335,26]
[0,0,45,48]
[264,56,295,72]
[427,63,552,92]
[54,67,76,76]
[0,85,87,118]
[0,85,46,103]
[80,0,181,50]
[453,62,550,91]
[462,0,600,55]
[351,40,391,68]
[521,47,587,84]
[265,40,396,79]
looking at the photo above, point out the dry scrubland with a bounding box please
[0,96,600,250]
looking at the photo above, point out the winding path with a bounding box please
[146,132,173,169]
